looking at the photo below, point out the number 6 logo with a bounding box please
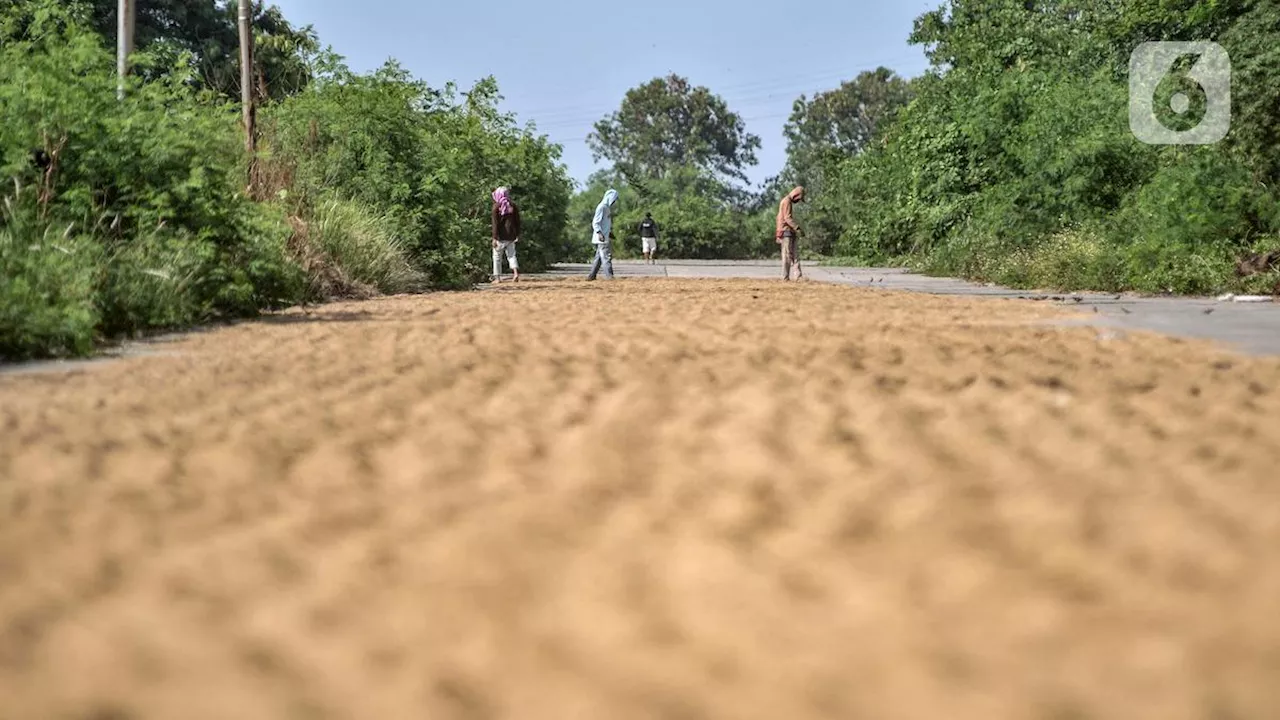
[1130,41,1232,145]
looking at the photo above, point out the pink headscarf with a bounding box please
[493,187,514,216]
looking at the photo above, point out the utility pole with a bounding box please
[116,0,135,100]
[238,0,257,191]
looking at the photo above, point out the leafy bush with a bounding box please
[568,167,768,260]
[812,0,1280,295]
[1112,151,1280,259]
[263,64,572,288]
[2,0,575,360]
[0,0,304,359]
[96,230,214,336]
[0,193,100,359]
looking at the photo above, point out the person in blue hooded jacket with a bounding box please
[587,188,618,281]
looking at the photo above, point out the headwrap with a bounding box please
[493,187,514,216]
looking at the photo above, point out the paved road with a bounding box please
[5,260,1277,378]
[544,260,1280,356]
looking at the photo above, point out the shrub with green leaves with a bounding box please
[568,167,767,261]
[0,193,100,359]
[806,0,1280,294]
[1,0,579,360]
[264,63,572,288]
[0,0,303,358]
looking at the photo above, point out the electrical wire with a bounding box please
[508,52,926,130]
[529,52,928,148]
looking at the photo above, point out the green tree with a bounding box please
[265,62,572,287]
[1,0,573,359]
[85,0,319,101]
[567,166,770,261]
[782,67,914,253]
[783,67,913,188]
[1,0,302,358]
[588,74,762,183]
[807,0,1280,294]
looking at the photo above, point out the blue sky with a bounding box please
[267,0,938,189]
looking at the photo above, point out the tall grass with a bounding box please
[0,193,99,359]
[291,198,425,299]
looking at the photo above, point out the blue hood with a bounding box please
[592,188,619,239]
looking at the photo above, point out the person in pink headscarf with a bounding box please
[491,186,522,283]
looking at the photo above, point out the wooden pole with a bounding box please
[238,0,257,191]
[116,0,135,100]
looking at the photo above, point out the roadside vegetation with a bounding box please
[797,0,1280,296]
[0,0,569,360]
[6,0,1279,360]
[580,1,1280,296]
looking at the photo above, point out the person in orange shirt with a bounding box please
[776,186,806,281]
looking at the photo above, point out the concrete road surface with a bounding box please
[541,260,1280,356]
[5,259,1277,379]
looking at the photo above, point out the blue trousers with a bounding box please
[587,239,614,280]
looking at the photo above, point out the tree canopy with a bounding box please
[805,0,1280,295]
[780,67,914,254]
[588,74,761,184]
[573,75,773,261]
[85,0,319,100]
[783,67,913,189]
[1,0,572,359]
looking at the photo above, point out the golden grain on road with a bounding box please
[3,279,1280,720]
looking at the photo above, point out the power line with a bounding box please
[499,52,925,108]
[534,54,928,148]
[509,54,925,128]
[533,97,816,136]
[521,77,826,122]
[546,111,797,148]
[532,94,801,131]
